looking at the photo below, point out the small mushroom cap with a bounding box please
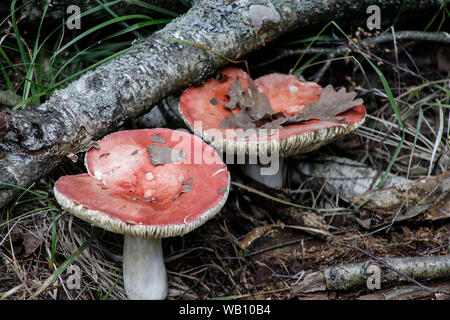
[178,67,366,157]
[254,73,322,116]
[54,129,230,239]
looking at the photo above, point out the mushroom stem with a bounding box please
[123,235,168,300]
[241,158,286,189]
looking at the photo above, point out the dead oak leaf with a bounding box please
[10,226,44,257]
[283,85,363,125]
[23,229,44,256]
[220,80,362,131]
[220,78,277,130]
[223,79,247,111]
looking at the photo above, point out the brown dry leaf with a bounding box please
[9,227,44,257]
[147,145,186,166]
[223,79,248,111]
[151,134,166,144]
[246,81,274,117]
[10,226,24,243]
[220,78,278,130]
[240,225,272,249]
[283,85,363,125]
[220,80,362,131]
[424,192,450,221]
[23,229,43,256]
[220,110,256,129]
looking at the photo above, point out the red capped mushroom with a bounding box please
[54,129,230,299]
[178,67,366,187]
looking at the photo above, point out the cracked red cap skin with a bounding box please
[254,72,366,139]
[178,67,366,156]
[54,129,230,238]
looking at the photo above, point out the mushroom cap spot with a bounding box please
[145,172,154,181]
[178,67,366,158]
[56,129,230,239]
[289,85,299,93]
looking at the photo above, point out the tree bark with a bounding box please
[292,254,450,294]
[0,0,444,208]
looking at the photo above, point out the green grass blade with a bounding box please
[0,182,46,198]
[0,0,31,28]
[126,0,180,17]
[95,0,143,39]
[434,84,450,95]
[100,277,119,300]
[51,41,147,89]
[290,21,334,74]
[23,1,50,105]
[52,14,153,59]
[232,181,316,211]
[424,1,447,31]
[0,59,12,89]
[284,35,334,46]
[50,205,57,269]
[0,46,19,75]
[0,206,54,228]
[102,19,171,42]
[10,0,30,100]
[31,230,100,299]
[392,0,408,27]
[292,53,322,77]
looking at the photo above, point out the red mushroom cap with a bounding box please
[54,129,230,238]
[178,67,366,157]
[178,67,253,134]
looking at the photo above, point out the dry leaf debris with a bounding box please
[220,78,363,131]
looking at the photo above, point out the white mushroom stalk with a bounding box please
[123,235,168,300]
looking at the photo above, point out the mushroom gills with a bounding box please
[123,235,168,300]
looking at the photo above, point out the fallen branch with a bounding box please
[0,0,444,208]
[357,282,450,300]
[292,253,450,295]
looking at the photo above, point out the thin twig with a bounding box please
[254,30,450,69]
